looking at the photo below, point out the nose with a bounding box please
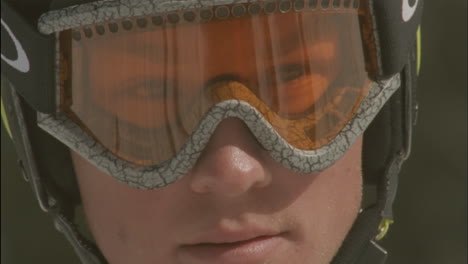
[189,118,272,197]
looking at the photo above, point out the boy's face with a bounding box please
[72,117,363,264]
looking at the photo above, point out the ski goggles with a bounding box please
[37,0,401,189]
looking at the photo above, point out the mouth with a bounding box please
[178,232,288,264]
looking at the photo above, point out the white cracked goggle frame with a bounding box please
[36,0,401,189]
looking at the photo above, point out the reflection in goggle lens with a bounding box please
[59,7,371,166]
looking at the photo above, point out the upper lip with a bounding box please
[183,225,283,245]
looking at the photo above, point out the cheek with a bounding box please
[278,137,362,263]
[71,153,183,264]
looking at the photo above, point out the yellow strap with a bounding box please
[417,26,422,75]
[375,219,394,241]
[1,96,13,138]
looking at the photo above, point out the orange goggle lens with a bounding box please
[59,6,372,166]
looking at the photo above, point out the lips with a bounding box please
[178,227,288,264]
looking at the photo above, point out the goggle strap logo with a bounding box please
[1,18,30,73]
[402,0,419,22]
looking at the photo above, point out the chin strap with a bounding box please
[332,152,405,264]
[2,83,107,264]
[354,155,405,264]
[51,204,105,264]
[355,240,388,264]
[332,41,418,264]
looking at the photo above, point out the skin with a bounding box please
[71,118,363,264]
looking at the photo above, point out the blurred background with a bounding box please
[2,0,467,263]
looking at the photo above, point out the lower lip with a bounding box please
[179,234,287,264]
